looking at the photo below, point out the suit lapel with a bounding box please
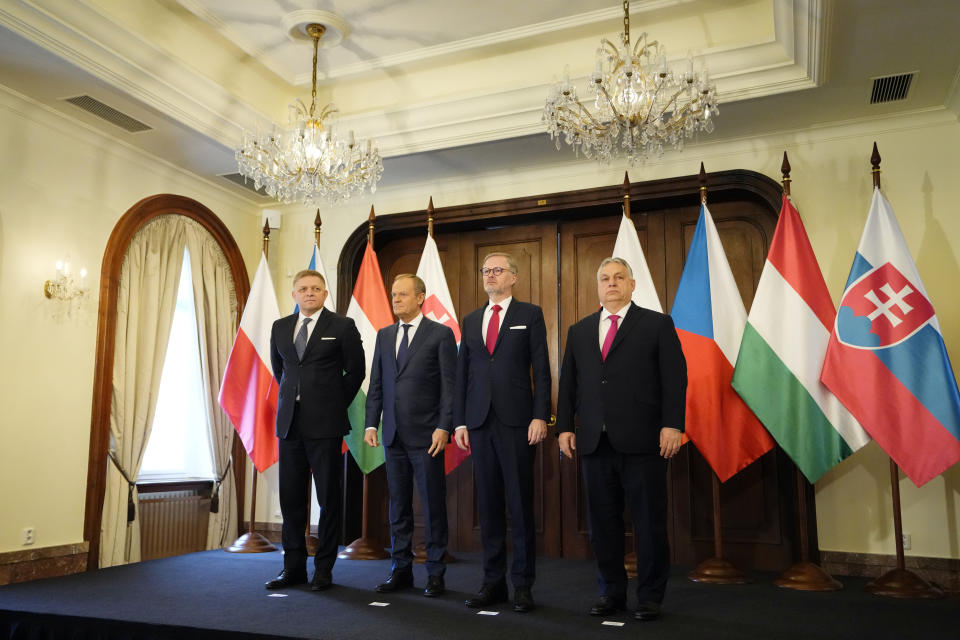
[384,323,399,375]
[606,303,642,359]
[588,311,603,362]
[302,309,333,358]
[492,301,517,354]
[398,319,429,375]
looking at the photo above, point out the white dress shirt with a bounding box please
[599,303,630,350]
[481,295,512,344]
[394,312,423,355]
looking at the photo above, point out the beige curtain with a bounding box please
[101,215,186,567]
[183,220,239,549]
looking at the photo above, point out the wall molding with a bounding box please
[821,550,960,594]
[0,542,88,586]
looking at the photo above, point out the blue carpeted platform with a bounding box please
[0,549,956,639]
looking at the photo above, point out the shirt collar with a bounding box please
[299,307,323,324]
[601,302,631,323]
[398,312,423,328]
[487,296,513,312]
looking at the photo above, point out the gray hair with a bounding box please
[596,257,634,280]
[393,273,426,296]
[481,252,518,274]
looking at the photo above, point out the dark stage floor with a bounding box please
[1,549,957,639]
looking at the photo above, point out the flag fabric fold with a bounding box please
[416,233,468,473]
[344,242,393,474]
[821,187,960,486]
[671,204,775,481]
[732,195,870,483]
[218,253,281,473]
[612,213,662,312]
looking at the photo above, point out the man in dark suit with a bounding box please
[364,274,457,598]
[453,252,551,613]
[556,257,686,622]
[266,269,365,591]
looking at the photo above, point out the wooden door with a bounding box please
[374,221,561,556]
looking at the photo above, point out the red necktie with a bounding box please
[601,314,619,361]
[486,304,502,355]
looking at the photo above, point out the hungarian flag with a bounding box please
[671,204,774,481]
[218,253,281,473]
[344,242,392,474]
[821,188,960,486]
[732,195,870,483]
[612,213,662,312]
[416,233,466,473]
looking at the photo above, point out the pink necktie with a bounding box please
[601,314,619,361]
[486,304,502,355]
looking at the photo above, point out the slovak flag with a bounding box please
[417,233,467,473]
[218,253,281,473]
[671,204,775,481]
[821,187,960,486]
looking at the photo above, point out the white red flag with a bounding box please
[218,253,281,472]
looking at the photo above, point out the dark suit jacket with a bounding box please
[365,317,458,449]
[453,299,551,429]
[270,308,365,439]
[556,302,686,455]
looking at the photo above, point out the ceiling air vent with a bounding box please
[220,173,269,196]
[869,73,915,104]
[63,95,153,132]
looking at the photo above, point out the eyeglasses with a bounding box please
[480,266,514,276]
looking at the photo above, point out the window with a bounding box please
[139,247,215,481]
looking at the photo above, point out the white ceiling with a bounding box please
[0,0,957,204]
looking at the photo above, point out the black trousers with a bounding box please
[581,433,669,604]
[384,434,449,577]
[469,411,536,588]
[277,406,342,575]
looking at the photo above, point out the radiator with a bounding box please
[139,490,211,561]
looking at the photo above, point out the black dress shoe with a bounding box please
[464,582,508,608]
[512,587,535,613]
[310,570,333,591]
[265,569,307,590]
[589,595,626,616]
[423,575,445,597]
[634,601,661,621]
[376,570,414,593]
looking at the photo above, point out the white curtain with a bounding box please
[183,220,239,549]
[101,215,186,567]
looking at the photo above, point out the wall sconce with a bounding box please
[44,260,88,300]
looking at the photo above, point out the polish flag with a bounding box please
[417,233,467,473]
[219,253,281,473]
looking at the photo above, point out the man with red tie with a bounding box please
[557,257,686,622]
[453,252,551,613]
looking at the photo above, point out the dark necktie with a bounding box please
[295,317,311,360]
[397,323,411,369]
[601,314,619,361]
[486,304,502,355]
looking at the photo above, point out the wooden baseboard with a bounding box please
[821,551,960,594]
[0,542,89,585]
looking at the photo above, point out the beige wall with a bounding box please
[261,108,960,559]
[0,86,262,554]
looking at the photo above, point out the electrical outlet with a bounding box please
[902,533,911,550]
[22,527,35,546]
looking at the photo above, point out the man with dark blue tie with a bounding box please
[453,252,551,613]
[267,270,365,591]
[557,257,686,622]
[364,274,457,597]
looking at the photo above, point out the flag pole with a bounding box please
[227,220,278,553]
[772,151,841,591]
[303,210,325,558]
[339,206,390,560]
[862,143,942,599]
[412,196,458,566]
[688,163,751,584]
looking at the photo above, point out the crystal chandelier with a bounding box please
[236,23,383,204]
[543,1,718,165]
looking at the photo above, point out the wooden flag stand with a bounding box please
[861,144,941,598]
[338,206,389,561]
[772,152,842,591]
[686,165,750,585]
[227,221,278,554]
